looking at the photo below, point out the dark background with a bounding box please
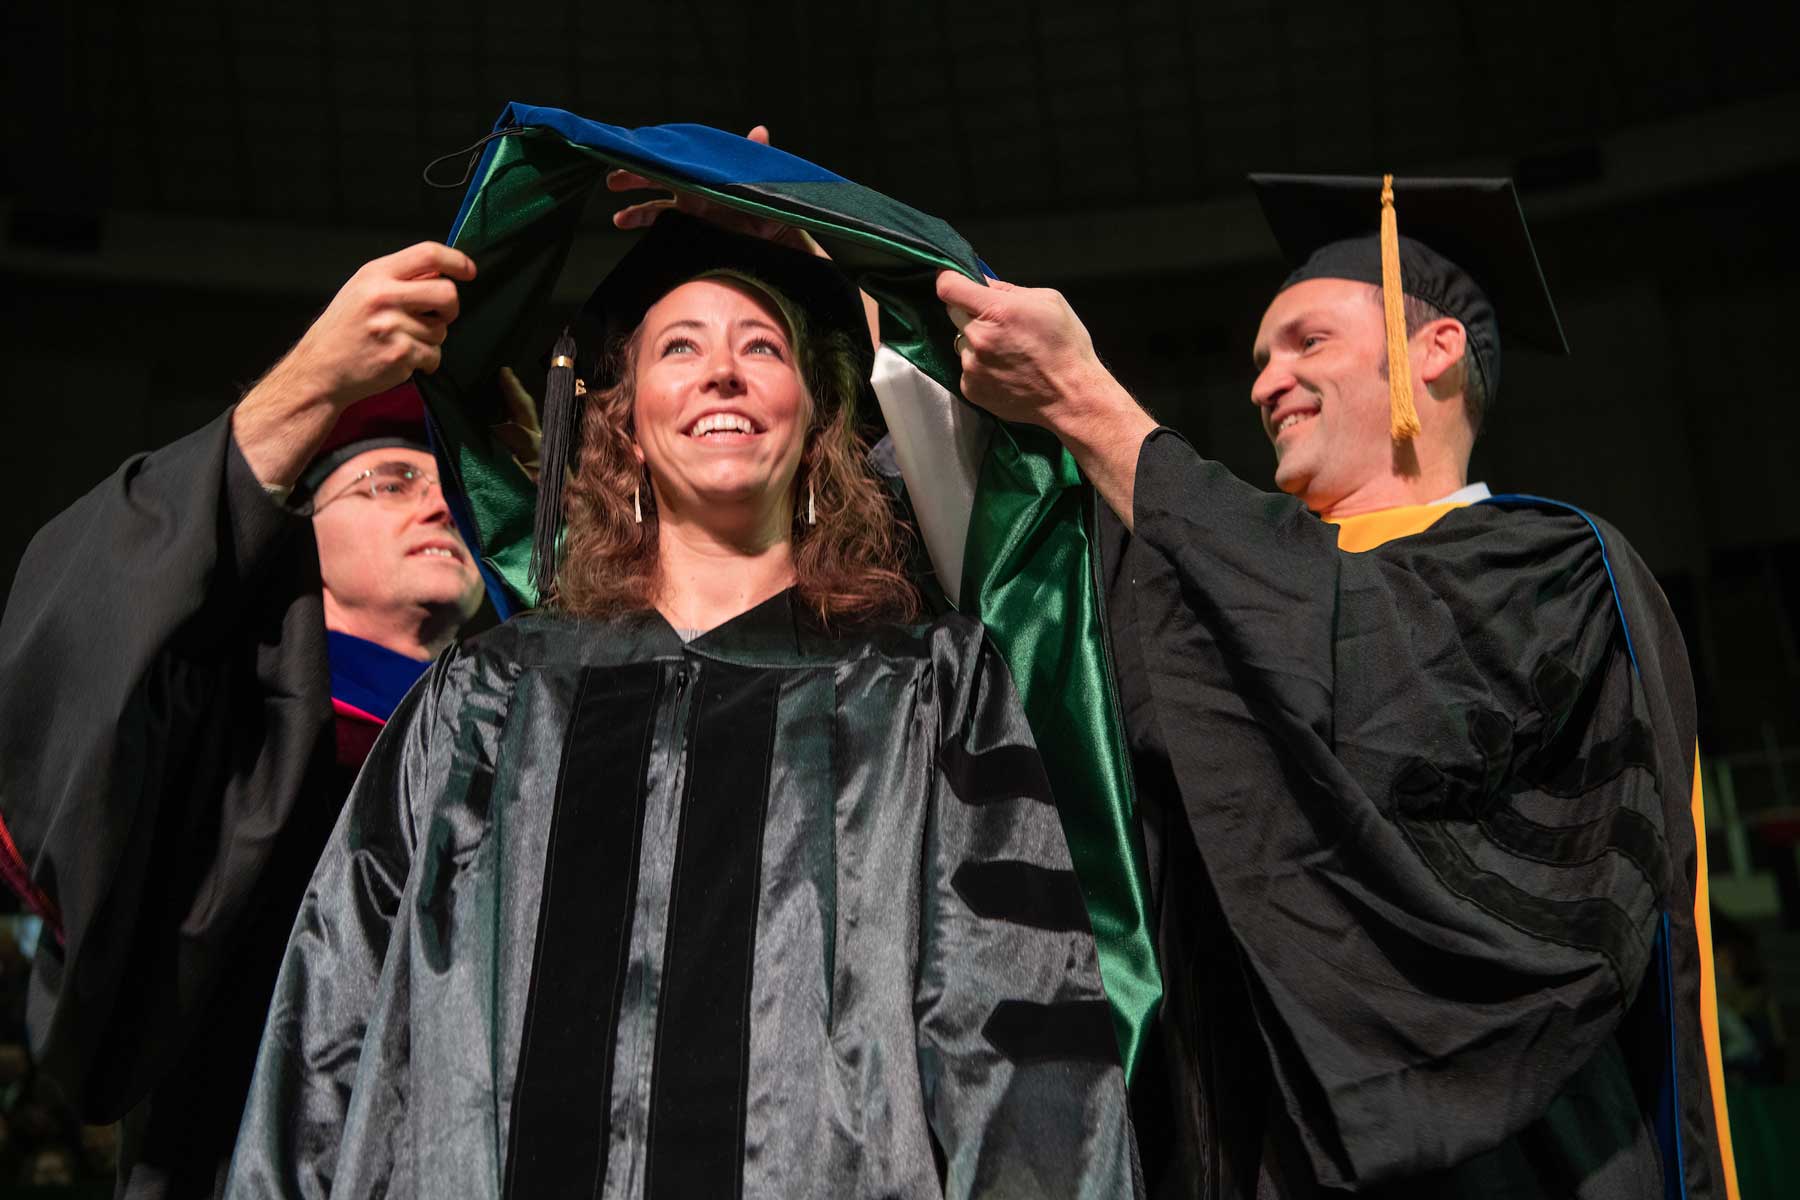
[2,0,1798,1189]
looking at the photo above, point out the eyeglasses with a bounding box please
[306,462,441,515]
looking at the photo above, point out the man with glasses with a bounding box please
[0,241,484,1199]
[307,446,478,665]
[293,386,485,751]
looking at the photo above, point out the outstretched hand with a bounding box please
[935,271,1119,429]
[234,242,477,489]
[287,242,476,404]
[252,241,475,415]
[936,269,1155,527]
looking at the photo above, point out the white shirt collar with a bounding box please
[1430,481,1492,506]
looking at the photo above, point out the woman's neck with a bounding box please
[653,514,797,635]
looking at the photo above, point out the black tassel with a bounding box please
[530,327,580,599]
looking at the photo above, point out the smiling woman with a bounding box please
[225,213,1143,1199]
[556,265,914,628]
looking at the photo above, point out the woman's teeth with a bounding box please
[690,414,756,437]
[417,547,456,558]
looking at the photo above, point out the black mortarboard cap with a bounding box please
[1250,174,1568,424]
[530,211,875,592]
[569,211,874,385]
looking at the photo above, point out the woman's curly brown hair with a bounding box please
[554,271,918,628]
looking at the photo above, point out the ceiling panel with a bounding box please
[6,0,1797,236]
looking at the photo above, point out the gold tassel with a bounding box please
[1380,174,1422,442]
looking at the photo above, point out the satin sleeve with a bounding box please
[914,622,1144,1198]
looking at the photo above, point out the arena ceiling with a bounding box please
[4,0,1795,264]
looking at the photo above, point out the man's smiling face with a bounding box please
[1250,277,1396,513]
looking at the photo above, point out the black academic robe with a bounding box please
[1104,430,1726,1198]
[0,410,347,1199]
[225,593,1143,1199]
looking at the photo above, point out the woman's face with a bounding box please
[631,278,811,531]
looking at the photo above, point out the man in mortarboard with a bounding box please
[933,177,1737,1198]
[0,240,487,1198]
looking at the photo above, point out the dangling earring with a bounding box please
[807,480,816,526]
[634,485,643,524]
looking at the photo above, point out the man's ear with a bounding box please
[1416,318,1468,389]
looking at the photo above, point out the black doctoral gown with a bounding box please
[1103,430,1728,1199]
[225,592,1143,1199]
[0,410,347,1198]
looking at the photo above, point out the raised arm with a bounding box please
[0,241,475,1117]
[232,241,474,489]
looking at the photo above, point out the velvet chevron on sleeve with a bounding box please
[917,634,1142,1195]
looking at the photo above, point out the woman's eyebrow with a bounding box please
[734,316,788,339]
[649,317,787,341]
[650,318,706,340]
